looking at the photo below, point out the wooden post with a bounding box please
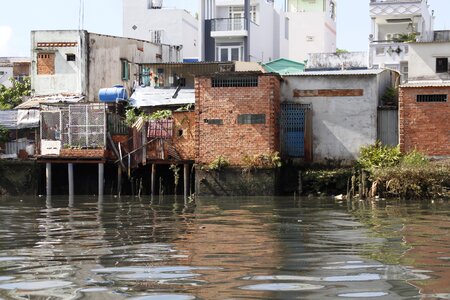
[98,163,104,196]
[117,166,122,196]
[298,170,303,195]
[68,163,74,196]
[184,164,189,199]
[151,164,156,195]
[46,163,52,196]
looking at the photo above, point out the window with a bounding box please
[150,30,163,44]
[212,76,258,88]
[237,114,266,124]
[416,94,447,103]
[66,54,76,61]
[121,59,130,81]
[436,58,448,73]
[204,119,223,125]
[37,53,55,75]
[216,43,243,62]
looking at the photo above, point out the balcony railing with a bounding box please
[370,42,409,58]
[211,18,247,32]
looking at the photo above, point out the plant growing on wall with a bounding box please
[381,87,398,106]
[148,109,172,120]
[208,155,230,171]
[357,141,401,171]
[0,77,31,110]
[242,152,282,172]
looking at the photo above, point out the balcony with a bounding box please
[370,0,422,3]
[211,18,248,38]
[370,42,409,68]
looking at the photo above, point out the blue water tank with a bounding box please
[98,85,128,102]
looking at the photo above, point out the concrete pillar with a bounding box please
[46,163,52,196]
[151,164,156,195]
[98,163,104,197]
[184,164,189,199]
[68,163,74,196]
[244,0,250,61]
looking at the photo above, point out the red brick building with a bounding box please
[399,82,450,156]
[195,73,281,166]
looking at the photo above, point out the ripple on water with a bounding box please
[240,283,324,291]
[0,280,72,290]
[338,292,389,298]
[0,277,14,281]
[323,273,381,282]
[131,295,196,300]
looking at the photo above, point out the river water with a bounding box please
[0,196,449,300]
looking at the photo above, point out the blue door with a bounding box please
[281,103,309,157]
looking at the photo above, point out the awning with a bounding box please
[15,94,85,109]
[129,87,195,108]
[0,109,39,130]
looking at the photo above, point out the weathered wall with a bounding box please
[31,30,87,96]
[281,72,383,164]
[172,111,196,160]
[399,86,450,156]
[408,42,450,81]
[195,74,280,166]
[195,167,278,196]
[0,161,40,196]
[307,52,368,70]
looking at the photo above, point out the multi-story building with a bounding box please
[200,0,336,63]
[283,0,337,63]
[0,57,30,88]
[27,30,180,104]
[123,0,199,60]
[369,0,434,80]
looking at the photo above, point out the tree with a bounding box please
[0,77,31,110]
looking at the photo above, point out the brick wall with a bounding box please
[195,74,281,166]
[37,53,55,75]
[399,86,450,156]
[172,111,196,160]
[13,62,31,77]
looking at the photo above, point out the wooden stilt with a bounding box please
[68,163,74,196]
[46,163,52,196]
[98,163,104,196]
[184,164,189,199]
[151,164,156,195]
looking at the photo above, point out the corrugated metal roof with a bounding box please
[284,69,386,76]
[130,87,195,108]
[15,94,85,109]
[0,110,18,130]
[401,81,450,88]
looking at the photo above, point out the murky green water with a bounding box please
[0,196,449,299]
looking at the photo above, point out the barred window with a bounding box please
[237,114,266,124]
[212,76,258,88]
[416,94,447,103]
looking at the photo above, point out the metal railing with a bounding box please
[370,0,423,3]
[211,18,247,32]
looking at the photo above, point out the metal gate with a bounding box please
[280,103,311,158]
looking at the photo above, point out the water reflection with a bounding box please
[0,196,448,299]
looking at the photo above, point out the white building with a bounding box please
[29,30,180,103]
[0,57,30,88]
[200,0,335,63]
[283,0,337,63]
[123,0,198,61]
[369,0,434,80]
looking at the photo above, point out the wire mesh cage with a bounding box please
[41,104,106,148]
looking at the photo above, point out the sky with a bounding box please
[0,0,449,57]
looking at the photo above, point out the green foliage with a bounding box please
[148,109,172,120]
[357,141,401,171]
[125,108,140,126]
[0,126,9,143]
[302,168,353,196]
[336,48,349,54]
[175,103,194,112]
[393,32,417,43]
[208,155,230,171]
[372,164,450,199]
[381,87,398,105]
[0,77,31,110]
[242,152,282,172]
[401,149,429,167]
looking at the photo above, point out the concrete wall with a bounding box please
[285,10,336,62]
[408,42,450,81]
[87,33,168,101]
[195,74,280,166]
[281,73,383,164]
[307,52,368,70]
[31,30,87,96]
[0,161,40,196]
[399,86,450,156]
[196,167,278,196]
[249,1,276,62]
[123,1,198,59]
